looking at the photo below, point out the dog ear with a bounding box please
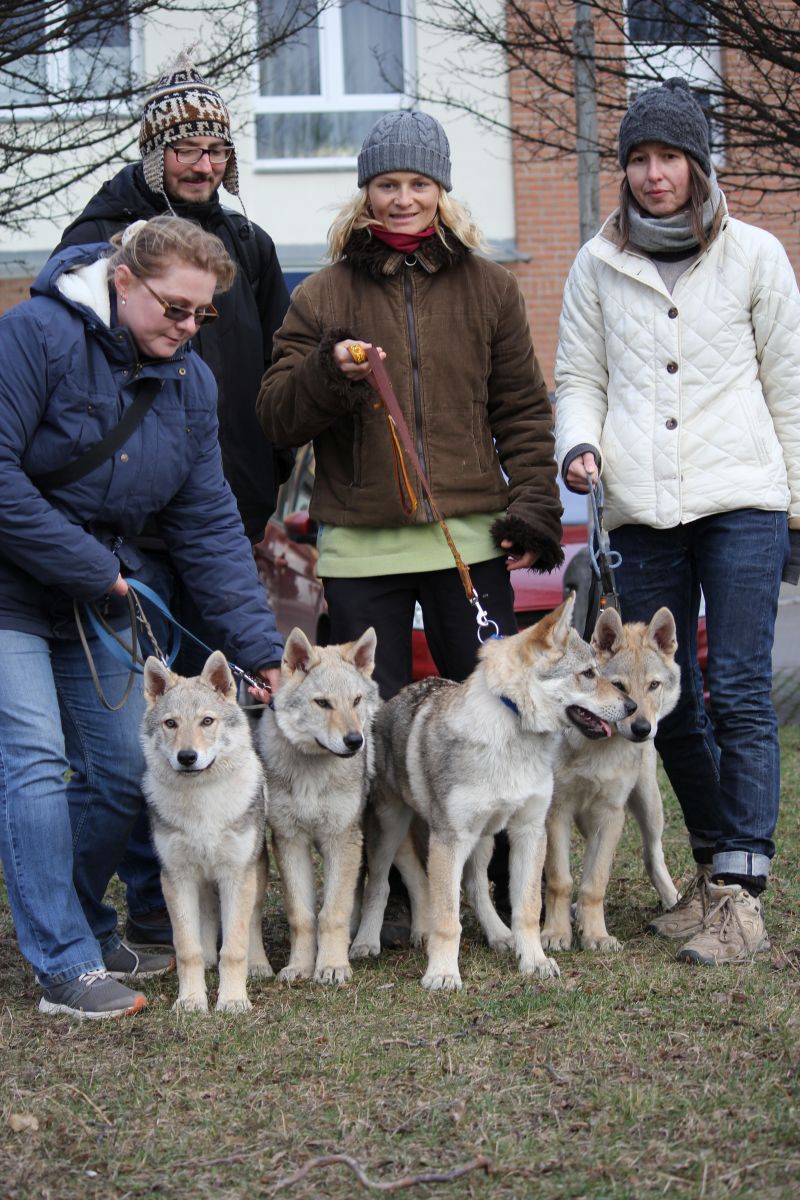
[592,607,624,656]
[282,627,320,675]
[342,626,377,676]
[143,656,177,705]
[647,607,677,657]
[200,650,237,700]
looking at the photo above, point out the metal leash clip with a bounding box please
[471,590,500,643]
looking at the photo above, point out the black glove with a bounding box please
[783,528,800,586]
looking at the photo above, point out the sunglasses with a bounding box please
[170,144,233,165]
[141,279,219,326]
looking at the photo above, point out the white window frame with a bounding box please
[254,0,416,172]
[0,2,142,120]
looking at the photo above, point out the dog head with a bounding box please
[142,650,248,773]
[591,606,680,742]
[274,626,380,757]
[481,593,636,738]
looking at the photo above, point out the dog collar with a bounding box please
[499,695,520,717]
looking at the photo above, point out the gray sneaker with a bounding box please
[38,970,147,1019]
[677,883,771,966]
[646,865,712,939]
[103,941,175,980]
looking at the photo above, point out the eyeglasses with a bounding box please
[169,144,234,165]
[140,279,219,326]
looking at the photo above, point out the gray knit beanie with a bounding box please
[357,111,452,191]
[618,78,711,177]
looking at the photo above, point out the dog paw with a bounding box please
[173,995,209,1013]
[410,928,428,949]
[247,960,275,979]
[488,932,515,953]
[277,965,312,983]
[349,939,381,959]
[314,963,352,985]
[581,934,623,953]
[422,971,462,992]
[216,995,252,1013]
[519,956,561,980]
[541,930,573,951]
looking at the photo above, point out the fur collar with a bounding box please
[343,227,471,280]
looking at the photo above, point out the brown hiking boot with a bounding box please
[676,883,770,966]
[646,865,711,939]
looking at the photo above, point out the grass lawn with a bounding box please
[1,728,798,1199]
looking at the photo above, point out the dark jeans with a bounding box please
[611,509,789,883]
[119,555,220,918]
[322,555,518,700]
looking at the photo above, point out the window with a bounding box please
[255,0,412,166]
[0,2,133,109]
[627,1,709,46]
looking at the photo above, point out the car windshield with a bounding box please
[558,477,588,527]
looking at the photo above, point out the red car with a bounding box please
[254,444,592,678]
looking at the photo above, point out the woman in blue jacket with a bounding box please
[0,216,283,1019]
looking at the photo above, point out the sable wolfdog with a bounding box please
[542,606,681,953]
[351,595,635,991]
[256,627,380,984]
[141,652,272,1012]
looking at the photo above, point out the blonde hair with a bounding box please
[327,184,486,260]
[613,156,723,252]
[107,215,236,291]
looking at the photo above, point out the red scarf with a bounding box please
[371,225,437,254]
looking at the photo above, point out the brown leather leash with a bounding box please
[349,343,499,641]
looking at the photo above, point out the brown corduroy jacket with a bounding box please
[257,230,564,571]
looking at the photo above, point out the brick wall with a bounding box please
[0,276,33,315]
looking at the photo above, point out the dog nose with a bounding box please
[177,749,198,767]
[343,732,363,753]
[623,696,637,716]
[630,717,651,739]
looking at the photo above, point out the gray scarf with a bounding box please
[627,175,722,253]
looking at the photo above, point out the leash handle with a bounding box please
[586,472,622,615]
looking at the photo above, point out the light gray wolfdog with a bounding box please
[256,626,380,985]
[141,651,272,1012]
[351,594,635,991]
[542,606,681,953]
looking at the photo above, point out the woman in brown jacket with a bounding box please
[257,111,563,698]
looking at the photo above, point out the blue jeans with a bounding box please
[611,509,789,882]
[0,629,145,986]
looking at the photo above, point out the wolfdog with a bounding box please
[141,652,272,1012]
[350,594,635,991]
[541,606,681,953]
[256,626,380,985]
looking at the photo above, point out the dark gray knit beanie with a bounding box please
[357,110,452,190]
[618,78,711,177]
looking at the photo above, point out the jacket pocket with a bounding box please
[736,388,774,467]
[472,400,494,473]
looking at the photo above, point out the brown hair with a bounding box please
[326,184,486,261]
[613,156,723,252]
[107,215,236,291]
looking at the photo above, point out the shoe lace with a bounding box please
[675,870,708,911]
[78,968,109,986]
[699,893,737,944]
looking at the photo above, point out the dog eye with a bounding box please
[164,718,177,729]
[582,668,596,679]
[353,695,362,707]
[611,679,627,692]
[314,698,332,709]
[200,716,215,726]
[648,680,662,691]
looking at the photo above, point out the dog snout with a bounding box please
[343,731,364,754]
[177,748,198,768]
[630,716,652,740]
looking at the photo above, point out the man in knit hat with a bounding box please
[54,52,290,948]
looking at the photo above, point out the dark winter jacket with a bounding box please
[257,229,563,570]
[0,243,283,670]
[55,163,290,540]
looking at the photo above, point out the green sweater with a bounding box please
[317,513,506,578]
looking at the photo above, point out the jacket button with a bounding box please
[668,307,678,319]
[665,418,678,430]
[666,361,678,373]
[179,367,186,376]
[120,453,129,463]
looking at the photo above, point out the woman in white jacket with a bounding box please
[555,79,800,967]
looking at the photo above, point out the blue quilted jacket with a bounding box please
[0,244,283,670]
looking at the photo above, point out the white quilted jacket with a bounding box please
[554,207,800,531]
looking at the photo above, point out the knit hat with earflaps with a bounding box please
[618,77,712,177]
[357,110,452,191]
[139,50,240,200]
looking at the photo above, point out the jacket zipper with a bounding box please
[403,260,433,520]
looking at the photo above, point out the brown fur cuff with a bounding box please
[490,515,565,574]
[318,327,375,408]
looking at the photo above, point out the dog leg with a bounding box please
[508,819,560,979]
[198,882,220,969]
[422,834,474,991]
[248,849,274,979]
[628,753,679,910]
[216,865,258,1012]
[392,832,430,949]
[463,835,514,952]
[315,831,363,984]
[351,797,412,959]
[272,832,317,982]
[541,797,575,951]
[162,872,209,1012]
[575,802,626,952]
